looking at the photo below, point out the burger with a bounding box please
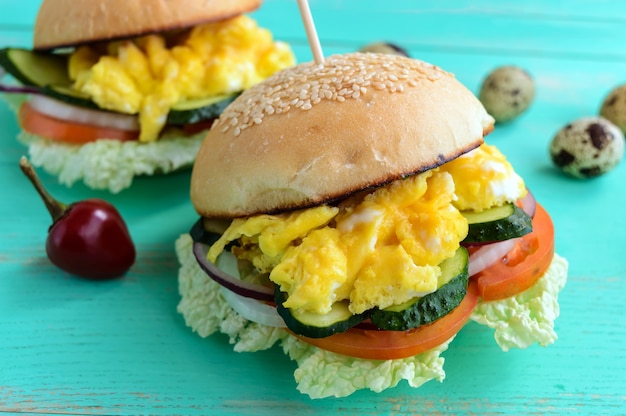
[175,52,568,398]
[0,0,295,192]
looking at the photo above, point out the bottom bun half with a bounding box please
[175,234,568,399]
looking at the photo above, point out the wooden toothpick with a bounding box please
[296,0,324,64]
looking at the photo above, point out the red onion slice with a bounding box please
[0,83,40,94]
[29,94,139,131]
[0,70,45,94]
[468,238,518,276]
[518,189,536,218]
[219,287,286,327]
[192,241,275,302]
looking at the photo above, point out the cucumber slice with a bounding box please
[369,247,469,331]
[463,203,533,243]
[0,48,103,110]
[0,48,70,87]
[275,287,367,338]
[40,85,100,110]
[167,93,239,125]
[0,47,237,123]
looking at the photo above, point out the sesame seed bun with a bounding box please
[190,52,495,218]
[33,0,262,50]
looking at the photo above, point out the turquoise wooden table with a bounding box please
[2,1,625,414]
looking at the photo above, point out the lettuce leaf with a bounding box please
[18,130,204,193]
[281,335,449,399]
[176,234,451,398]
[470,253,568,351]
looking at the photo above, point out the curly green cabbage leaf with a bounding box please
[176,234,451,399]
[18,130,204,193]
[470,253,568,351]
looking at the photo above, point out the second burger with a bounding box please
[0,0,295,192]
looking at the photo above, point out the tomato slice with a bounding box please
[182,118,216,135]
[292,281,479,360]
[472,203,555,301]
[18,102,139,144]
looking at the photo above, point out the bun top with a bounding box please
[33,0,262,50]
[191,52,494,218]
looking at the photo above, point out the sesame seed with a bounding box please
[372,82,386,90]
[215,52,450,136]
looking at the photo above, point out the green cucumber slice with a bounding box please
[463,203,533,243]
[0,47,237,123]
[0,48,103,110]
[40,85,101,110]
[369,247,469,331]
[0,48,70,87]
[167,93,239,125]
[275,286,367,338]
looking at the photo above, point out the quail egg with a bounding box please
[479,66,535,123]
[359,42,409,57]
[599,84,626,133]
[549,117,624,178]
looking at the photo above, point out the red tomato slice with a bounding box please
[182,118,216,135]
[18,102,139,144]
[472,203,555,301]
[292,281,479,360]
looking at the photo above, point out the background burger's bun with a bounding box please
[33,0,262,50]
[191,52,495,218]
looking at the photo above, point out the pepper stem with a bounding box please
[19,156,67,222]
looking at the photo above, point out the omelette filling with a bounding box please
[68,15,295,142]
[207,144,526,317]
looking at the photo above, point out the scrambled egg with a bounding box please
[68,15,295,142]
[439,143,526,211]
[207,144,526,316]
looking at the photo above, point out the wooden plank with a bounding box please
[1,0,625,414]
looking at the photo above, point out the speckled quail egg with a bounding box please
[479,66,535,123]
[599,84,626,133]
[359,42,409,57]
[549,116,624,178]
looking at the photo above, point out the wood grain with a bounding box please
[1,0,625,414]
